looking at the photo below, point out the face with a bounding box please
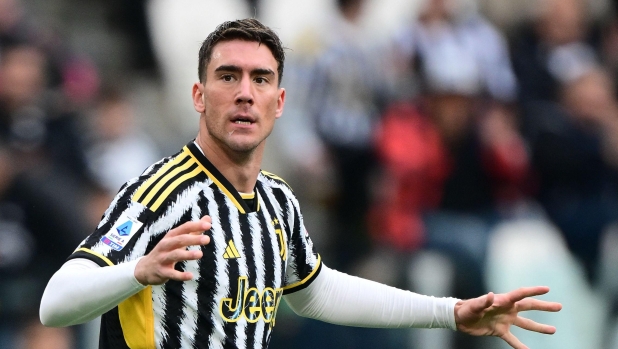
[0,46,46,110]
[428,94,475,145]
[193,40,285,158]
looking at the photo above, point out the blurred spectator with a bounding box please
[0,31,97,349]
[372,56,530,292]
[600,0,618,94]
[522,64,618,286]
[372,15,530,347]
[85,85,160,195]
[374,0,527,290]
[393,0,518,103]
[0,139,83,348]
[510,0,602,104]
[0,43,92,185]
[0,0,100,107]
[105,0,157,74]
[18,321,74,349]
[307,0,392,270]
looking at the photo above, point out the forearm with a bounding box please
[40,258,146,327]
[284,264,459,330]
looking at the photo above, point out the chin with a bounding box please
[227,141,260,154]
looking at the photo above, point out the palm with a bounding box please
[455,286,562,349]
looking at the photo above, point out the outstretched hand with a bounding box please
[454,286,562,349]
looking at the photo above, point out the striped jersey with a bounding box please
[69,141,322,349]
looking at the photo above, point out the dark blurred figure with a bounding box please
[105,0,157,74]
[373,62,529,296]
[376,0,527,304]
[0,42,96,349]
[0,0,100,103]
[600,0,618,94]
[393,0,518,104]
[522,65,618,286]
[308,0,390,271]
[372,7,530,345]
[510,0,600,104]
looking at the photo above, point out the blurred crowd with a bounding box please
[1,0,618,348]
[0,0,160,347]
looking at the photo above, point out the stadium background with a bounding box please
[1,0,617,348]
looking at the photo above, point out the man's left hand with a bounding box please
[454,286,562,349]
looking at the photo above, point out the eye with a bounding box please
[221,74,235,82]
[254,77,268,84]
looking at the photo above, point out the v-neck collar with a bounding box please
[184,142,258,214]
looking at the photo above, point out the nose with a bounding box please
[235,75,254,106]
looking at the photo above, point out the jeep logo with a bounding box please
[219,276,283,325]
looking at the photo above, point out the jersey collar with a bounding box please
[185,141,257,214]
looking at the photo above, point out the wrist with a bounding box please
[453,300,465,331]
[133,256,148,286]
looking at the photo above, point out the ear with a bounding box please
[193,83,205,113]
[275,88,286,119]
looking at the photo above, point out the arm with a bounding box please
[40,216,212,327]
[40,258,145,327]
[284,264,459,329]
[285,265,562,349]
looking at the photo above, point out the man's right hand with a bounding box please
[134,216,212,285]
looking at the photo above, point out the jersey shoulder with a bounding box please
[259,170,294,193]
[128,148,208,212]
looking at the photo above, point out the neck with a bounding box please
[195,134,263,193]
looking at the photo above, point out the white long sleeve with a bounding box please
[284,264,460,330]
[39,258,146,327]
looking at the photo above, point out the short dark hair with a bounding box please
[197,18,286,86]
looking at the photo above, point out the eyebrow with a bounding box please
[214,65,275,77]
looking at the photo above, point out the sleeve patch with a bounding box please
[100,213,144,251]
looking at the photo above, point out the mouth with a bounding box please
[231,115,256,125]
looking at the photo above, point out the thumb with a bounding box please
[469,292,494,314]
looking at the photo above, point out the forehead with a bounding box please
[208,40,277,72]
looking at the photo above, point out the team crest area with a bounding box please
[100,213,143,251]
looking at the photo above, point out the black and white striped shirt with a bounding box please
[69,141,321,349]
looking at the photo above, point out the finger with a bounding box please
[505,286,550,303]
[163,249,203,263]
[514,316,557,334]
[500,332,529,349]
[166,270,195,282]
[188,216,213,234]
[166,218,212,238]
[159,234,210,251]
[516,298,562,312]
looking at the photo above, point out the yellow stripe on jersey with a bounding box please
[241,191,259,211]
[75,247,114,266]
[132,152,190,203]
[133,148,207,212]
[119,286,155,349]
[261,170,290,187]
[281,254,321,292]
[239,192,255,199]
[139,158,195,208]
[184,146,246,214]
[149,166,203,211]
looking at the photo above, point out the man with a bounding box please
[40,19,561,349]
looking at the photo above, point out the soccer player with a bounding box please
[39,18,561,349]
